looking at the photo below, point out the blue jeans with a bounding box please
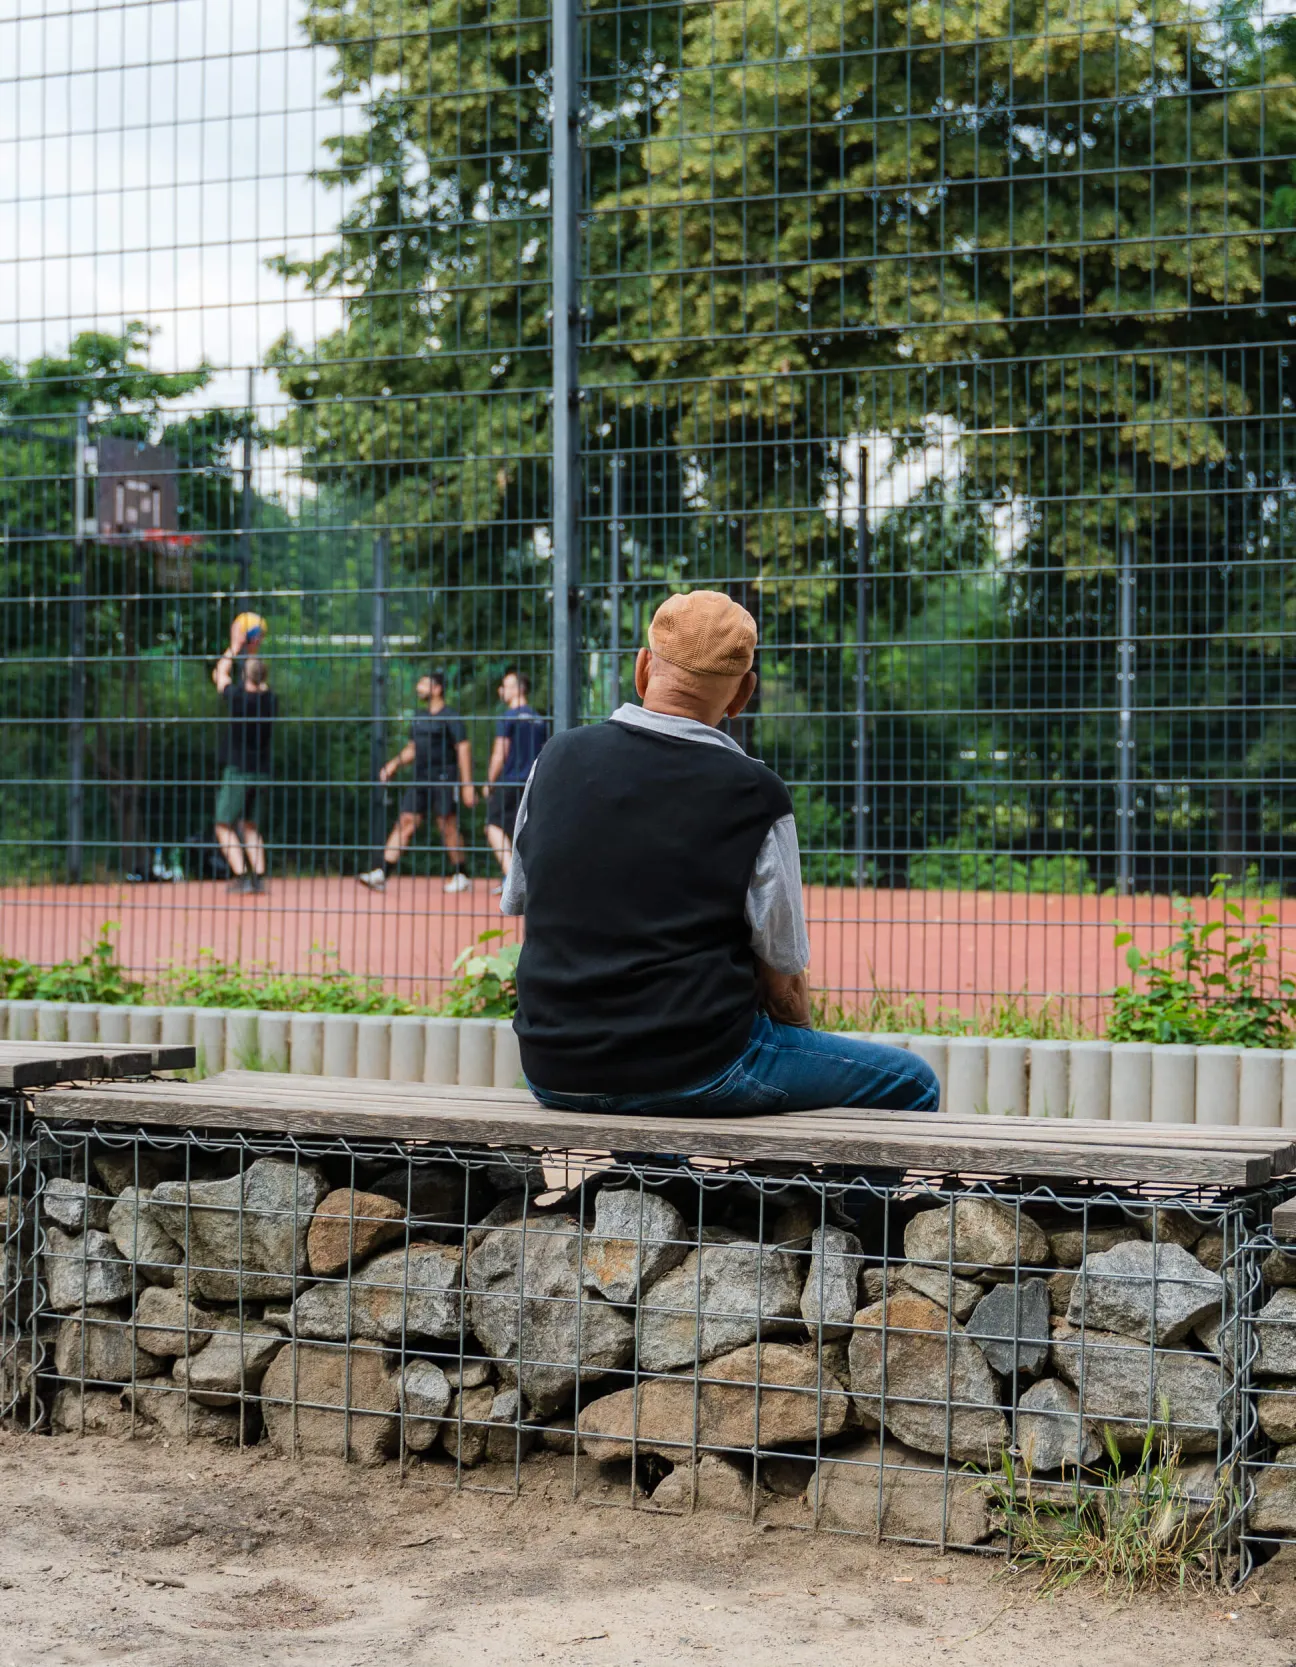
[527,1012,940,1116]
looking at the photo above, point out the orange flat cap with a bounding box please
[648,590,757,677]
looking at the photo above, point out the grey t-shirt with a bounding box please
[499,703,811,975]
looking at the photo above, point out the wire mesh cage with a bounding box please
[4,0,1296,1020]
[2,1106,1274,1568]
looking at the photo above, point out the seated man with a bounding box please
[501,590,939,1115]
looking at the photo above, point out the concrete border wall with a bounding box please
[5,1000,1296,1124]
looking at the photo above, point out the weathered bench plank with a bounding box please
[29,1077,1276,1186]
[0,1040,195,1087]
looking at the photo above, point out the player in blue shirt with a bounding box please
[485,667,548,889]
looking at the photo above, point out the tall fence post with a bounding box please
[1117,532,1135,897]
[67,402,89,883]
[238,367,254,606]
[854,447,871,886]
[370,534,388,859]
[550,0,581,732]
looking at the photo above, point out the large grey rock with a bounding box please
[290,1242,462,1344]
[93,1151,170,1197]
[107,1188,183,1287]
[43,1226,133,1311]
[1067,1239,1223,1346]
[800,1226,863,1338]
[171,1322,285,1405]
[468,1215,635,1416]
[848,1293,1007,1464]
[903,1199,1049,1276]
[261,1342,401,1465]
[1136,1207,1207,1250]
[637,1239,804,1372]
[1251,1444,1296,1534]
[813,1435,992,1545]
[53,1306,166,1385]
[1049,1322,1221,1454]
[400,1359,452,1452]
[581,1187,689,1306]
[651,1453,758,1514]
[1256,1288,1296,1377]
[125,1378,246,1442]
[896,1263,984,1322]
[131,1287,223,1358]
[51,1386,135,1437]
[149,1158,329,1302]
[1046,1223,1139,1269]
[1258,1388,1296,1445]
[441,1384,495,1467]
[42,1178,112,1235]
[1015,1377,1101,1472]
[484,1387,535,1465]
[966,1278,1051,1378]
[578,1343,848,1461]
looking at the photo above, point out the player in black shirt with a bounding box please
[359,670,476,893]
[212,621,277,895]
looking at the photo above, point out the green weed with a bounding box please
[437,929,521,1019]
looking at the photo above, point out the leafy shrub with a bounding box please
[815,985,1090,1039]
[152,949,417,1014]
[908,843,1094,894]
[1,923,142,1004]
[437,930,520,1018]
[1107,877,1296,1048]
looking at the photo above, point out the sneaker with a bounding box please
[491,882,504,895]
[444,872,471,894]
[250,872,267,895]
[228,872,253,894]
[358,868,387,892]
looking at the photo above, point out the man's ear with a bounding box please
[726,669,758,719]
[634,646,653,700]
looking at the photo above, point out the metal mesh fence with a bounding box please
[4,0,1296,1016]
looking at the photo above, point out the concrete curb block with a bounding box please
[389,1016,426,1084]
[289,1014,324,1076]
[128,1007,163,1046]
[985,1039,1028,1117]
[493,1023,523,1090]
[66,1005,101,1044]
[424,1018,459,1086]
[98,1007,131,1044]
[944,1038,987,1118]
[258,1013,291,1073]
[192,1011,226,1077]
[1196,1045,1241,1128]
[1068,1041,1111,1121]
[1151,1045,1196,1126]
[321,1015,358,1079]
[8,1002,39,1041]
[457,1019,495,1088]
[37,1003,67,1042]
[1028,1039,1069,1119]
[356,1016,392,1080]
[1109,1042,1152,1122]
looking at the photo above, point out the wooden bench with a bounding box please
[0,1040,195,1089]
[27,1068,1296,1188]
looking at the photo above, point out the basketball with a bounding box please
[233,611,267,644]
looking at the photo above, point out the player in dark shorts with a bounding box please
[212,622,276,895]
[359,670,476,893]
[485,667,549,888]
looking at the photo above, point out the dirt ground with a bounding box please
[2,1431,1295,1667]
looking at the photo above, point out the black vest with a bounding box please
[514,719,792,1093]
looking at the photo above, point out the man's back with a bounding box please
[513,717,791,1094]
[499,703,548,781]
[221,684,276,774]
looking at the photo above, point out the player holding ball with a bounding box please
[212,613,276,894]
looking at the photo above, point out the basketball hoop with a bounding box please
[142,529,203,590]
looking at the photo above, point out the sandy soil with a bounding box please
[1,1431,1294,1667]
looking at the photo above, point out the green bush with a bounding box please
[1107,878,1296,1048]
[0,923,143,1004]
[151,950,417,1015]
[908,843,1094,894]
[437,930,520,1019]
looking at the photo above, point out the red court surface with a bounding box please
[2,879,1288,1022]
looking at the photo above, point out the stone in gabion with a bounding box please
[1066,1239,1223,1347]
[800,1226,863,1338]
[1049,1322,1220,1454]
[847,1293,1008,1466]
[291,1243,462,1344]
[1250,1443,1296,1534]
[125,1378,246,1442]
[400,1359,452,1452]
[50,1386,135,1437]
[651,1453,757,1513]
[42,1178,112,1235]
[307,1189,406,1277]
[1255,1289,1296,1377]
[172,1322,285,1406]
[636,1239,804,1373]
[1047,1270,1077,1317]
[93,1151,171,1197]
[483,1387,535,1465]
[132,1287,223,1358]
[261,1341,401,1466]
[895,1263,984,1322]
[441,1384,495,1467]
[966,1278,1051,1379]
[43,1226,133,1312]
[1262,1248,1296,1288]
[1046,1223,1139,1269]
[1195,1232,1225,1274]
[903,1199,1049,1277]
[107,1188,183,1287]
[813,1435,992,1545]
[53,1306,166,1385]
[1257,1388,1296,1445]
[581,1187,690,1306]
[468,1215,635,1416]
[578,1343,847,1462]
[1135,1206,1206,1251]
[1015,1377,1101,1472]
[149,1158,330,1302]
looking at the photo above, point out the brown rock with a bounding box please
[53,1307,166,1385]
[813,1435,993,1545]
[1047,1270,1077,1316]
[441,1384,495,1467]
[577,1342,848,1462]
[261,1342,400,1465]
[1258,1388,1296,1446]
[1046,1223,1138,1269]
[650,1453,759,1513]
[847,1293,1007,1465]
[132,1287,223,1358]
[307,1189,406,1277]
[1251,1444,1296,1534]
[172,1323,284,1406]
[125,1378,248,1442]
[51,1387,134,1437]
[903,1198,1049,1275]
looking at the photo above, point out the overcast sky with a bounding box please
[0,0,351,415]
